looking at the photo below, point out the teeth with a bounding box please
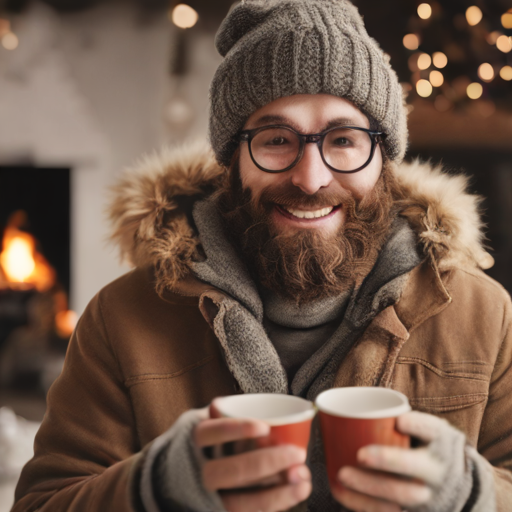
[283,206,334,219]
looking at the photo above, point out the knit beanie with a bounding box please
[209,0,408,167]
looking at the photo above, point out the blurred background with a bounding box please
[0,0,511,509]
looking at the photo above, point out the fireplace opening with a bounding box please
[0,166,74,395]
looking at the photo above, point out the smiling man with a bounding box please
[12,1,512,512]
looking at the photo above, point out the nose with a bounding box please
[290,143,334,195]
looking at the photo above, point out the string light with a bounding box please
[500,65,512,81]
[478,63,494,82]
[501,12,512,29]
[433,52,448,68]
[417,53,432,70]
[496,35,512,53]
[170,4,199,29]
[429,70,444,87]
[467,82,483,100]
[417,4,432,20]
[403,34,420,50]
[487,31,502,45]
[1,32,18,50]
[416,79,433,97]
[466,6,483,26]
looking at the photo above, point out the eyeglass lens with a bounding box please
[250,127,373,172]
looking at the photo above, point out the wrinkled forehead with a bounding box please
[243,94,371,133]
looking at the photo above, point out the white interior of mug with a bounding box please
[216,393,316,426]
[315,387,411,419]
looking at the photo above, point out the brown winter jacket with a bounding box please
[12,144,512,511]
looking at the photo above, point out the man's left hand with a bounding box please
[332,411,473,512]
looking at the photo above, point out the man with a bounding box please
[12,1,512,511]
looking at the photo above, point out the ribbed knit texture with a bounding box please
[209,0,408,167]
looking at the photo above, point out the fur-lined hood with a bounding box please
[109,142,493,293]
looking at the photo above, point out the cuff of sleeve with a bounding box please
[139,409,225,512]
[462,446,497,512]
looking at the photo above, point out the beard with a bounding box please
[216,157,398,304]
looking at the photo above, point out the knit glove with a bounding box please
[139,408,226,512]
[344,411,496,512]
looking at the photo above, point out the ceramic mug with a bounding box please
[316,387,411,491]
[215,393,316,450]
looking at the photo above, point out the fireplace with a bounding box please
[0,166,75,394]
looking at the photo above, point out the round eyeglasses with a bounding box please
[239,125,386,174]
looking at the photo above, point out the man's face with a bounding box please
[239,94,384,238]
[218,93,394,303]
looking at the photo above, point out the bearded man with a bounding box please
[12,1,512,512]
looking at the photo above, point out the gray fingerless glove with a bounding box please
[139,409,225,512]
[408,417,496,512]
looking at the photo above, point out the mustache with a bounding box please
[253,181,355,211]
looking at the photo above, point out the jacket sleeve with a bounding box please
[12,292,146,512]
[477,293,512,512]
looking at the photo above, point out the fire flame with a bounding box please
[0,211,56,292]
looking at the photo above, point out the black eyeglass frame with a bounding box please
[239,125,387,174]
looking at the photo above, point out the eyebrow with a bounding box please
[250,114,368,132]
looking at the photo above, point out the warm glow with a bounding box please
[171,4,199,29]
[467,82,483,100]
[403,33,420,50]
[55,310,78,338]
[500,65,512,81]
[496,35,512,53]
[0,18,10,36]
[429,70,444,87]
[416,79,433,97]
[433,52,448,68]
[478,63,494,82]
[0,214,56,291]
[502,13,512,29]
[1,32,18,50]
[417,53,432,70]
[466,6,483,26]
[417,3,432,19]
[1,237,35,282]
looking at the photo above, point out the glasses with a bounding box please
[239,125,386,174]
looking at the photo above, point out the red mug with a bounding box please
[316,387,411,491]
[215,393,316,450]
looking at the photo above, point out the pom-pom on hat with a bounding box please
[209,0,408,167]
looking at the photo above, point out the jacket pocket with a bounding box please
[393,357,492,444]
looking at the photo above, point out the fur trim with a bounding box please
[108,142,493,292]
[108,141,223,293]
[394,161,493,271]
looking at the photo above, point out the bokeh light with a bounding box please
[467,82,483,100]
[171,4,199,29]
[403,34,420,50]
[478,63,494,82]
[502,13,512,29]
[416,79,433,97]
[496,35,512,53]
[487,31,502,45]
[429,70,444,87]
[432,52,448,68]
[500,65,512,81]
[417,4,432,20]
[1,32,18,50]
[417,53,432,70]
[466,6,483,26]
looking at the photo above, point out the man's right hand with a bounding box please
[193,398,312,512]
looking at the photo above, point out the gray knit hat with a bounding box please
[209,0,408,167]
